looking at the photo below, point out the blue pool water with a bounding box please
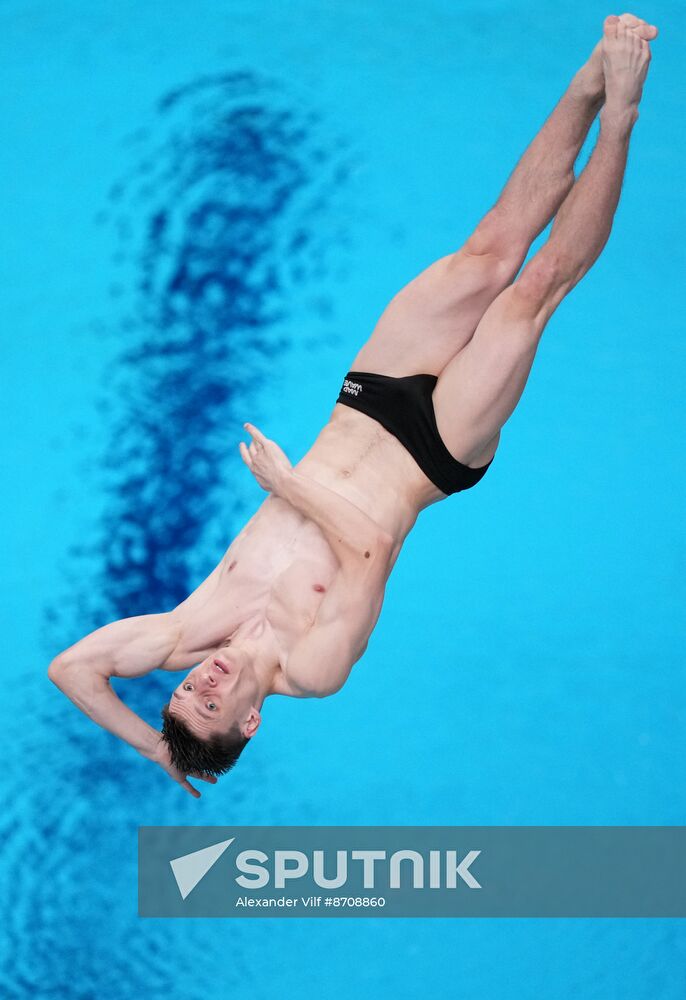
[1,1,685,996]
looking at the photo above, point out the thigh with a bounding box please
[432,284,545,466]
[349,247,523,378]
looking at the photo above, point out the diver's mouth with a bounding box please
[213,659,230,675]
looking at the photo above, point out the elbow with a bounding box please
[47,654,66,685]
[366,528,394,562]
[349,528,394,579]
[378,528,395,554]
[47,652,79,690]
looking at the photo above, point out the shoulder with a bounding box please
[277,616,362,699]
[273,658,355,699]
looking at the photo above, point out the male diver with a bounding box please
[49,15,656,795]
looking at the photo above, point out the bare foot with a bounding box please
[575,12,657,101]
[616,11,658,40]
[601,14,652,125]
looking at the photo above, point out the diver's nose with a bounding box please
[201,670,217,687]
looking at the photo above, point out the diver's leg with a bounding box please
[348,48,604,378]
[349,14,656,379]
[432,17,652,467]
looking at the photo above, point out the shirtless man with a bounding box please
[49,15,656,796]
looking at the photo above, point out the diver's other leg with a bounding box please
[349,47,605,378]
[432,17,652,467]
[349,13,657,380]
[466,12,657,262]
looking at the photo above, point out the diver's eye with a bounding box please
[183,682,193,692]
[207,701,217,711]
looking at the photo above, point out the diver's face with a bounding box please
[168,646,260,740]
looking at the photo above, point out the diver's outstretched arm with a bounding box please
[48,613,215,797]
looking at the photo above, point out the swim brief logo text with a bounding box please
[342,378,363,396]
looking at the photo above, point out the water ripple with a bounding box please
[3,70,352,998]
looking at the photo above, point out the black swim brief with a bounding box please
[336,370,493,495]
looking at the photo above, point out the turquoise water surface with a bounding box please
[1,1,685,997]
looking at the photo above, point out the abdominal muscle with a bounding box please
[295,403,445,538]
[175,405,444,665]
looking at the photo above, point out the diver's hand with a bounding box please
[239,422,292,495]
[147,737,218,798]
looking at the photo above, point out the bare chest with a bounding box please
[220,498,339,652]
[265,556,337,652]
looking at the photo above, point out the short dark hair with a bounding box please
[160,704,249,776]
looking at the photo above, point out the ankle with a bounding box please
[569,60,604,107]
[600,103,639,139]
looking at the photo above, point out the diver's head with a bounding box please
[161,644,263,776]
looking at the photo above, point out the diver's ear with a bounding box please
[243,707,261,739]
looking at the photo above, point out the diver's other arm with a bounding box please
[239,421,394,573]
[47,613,215,796]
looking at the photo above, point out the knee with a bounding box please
[511,251,571,318]
[464,209,528,273]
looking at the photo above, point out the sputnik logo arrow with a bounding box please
[169,838,235,900]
